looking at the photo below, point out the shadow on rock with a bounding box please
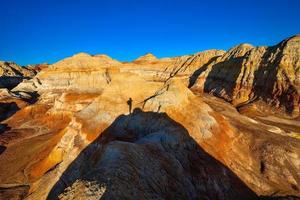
[0,124,11,135]
[0,185,30,200]
[252,45,298,115]
[188,56,220,88]
[0,145,6,155]
[0,76,30,90]
[0,102,19,122]
[12,91,40,104]
[203,56,244,100]
[47,108,258,200]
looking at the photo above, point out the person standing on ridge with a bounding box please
[127,98,133,114]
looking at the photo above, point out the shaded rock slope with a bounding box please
[0,61,38,90]
[0,35,299,200]
[189,35,300,117]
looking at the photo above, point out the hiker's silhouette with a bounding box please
[127,98,133,114]
[157,105,161,112]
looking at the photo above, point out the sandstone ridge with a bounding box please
[0,35,299,200]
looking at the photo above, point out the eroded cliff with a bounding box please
[0,35,299,200]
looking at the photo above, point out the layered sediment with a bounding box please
[0,35,299,200]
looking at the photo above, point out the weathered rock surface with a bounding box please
[189,35,300,117]
[0,61,37,77]
[133,53,159,64]
[0,35,299,200]
[0,61,39,90]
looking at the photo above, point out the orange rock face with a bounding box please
[0,36,299,200]
[189,35,300,117]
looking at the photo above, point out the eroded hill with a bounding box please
[0,35,299,200]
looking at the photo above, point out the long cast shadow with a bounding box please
[47,108,258,200]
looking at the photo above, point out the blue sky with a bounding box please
[0,0,300,65]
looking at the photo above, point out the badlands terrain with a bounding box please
[0,35,300,200]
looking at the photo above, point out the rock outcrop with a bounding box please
[0,61,38,90]
[133,53,158,64]
[0,61,37,77]
[189,35,300,117]
[0,35,299,200]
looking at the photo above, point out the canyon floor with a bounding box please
[0,35,300,200]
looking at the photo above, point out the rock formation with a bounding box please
[189,35,300,117]
[133,53,159,64]
[0,61,38,90]
[0,35,299,200]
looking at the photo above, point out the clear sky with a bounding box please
[1,0,300,66]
